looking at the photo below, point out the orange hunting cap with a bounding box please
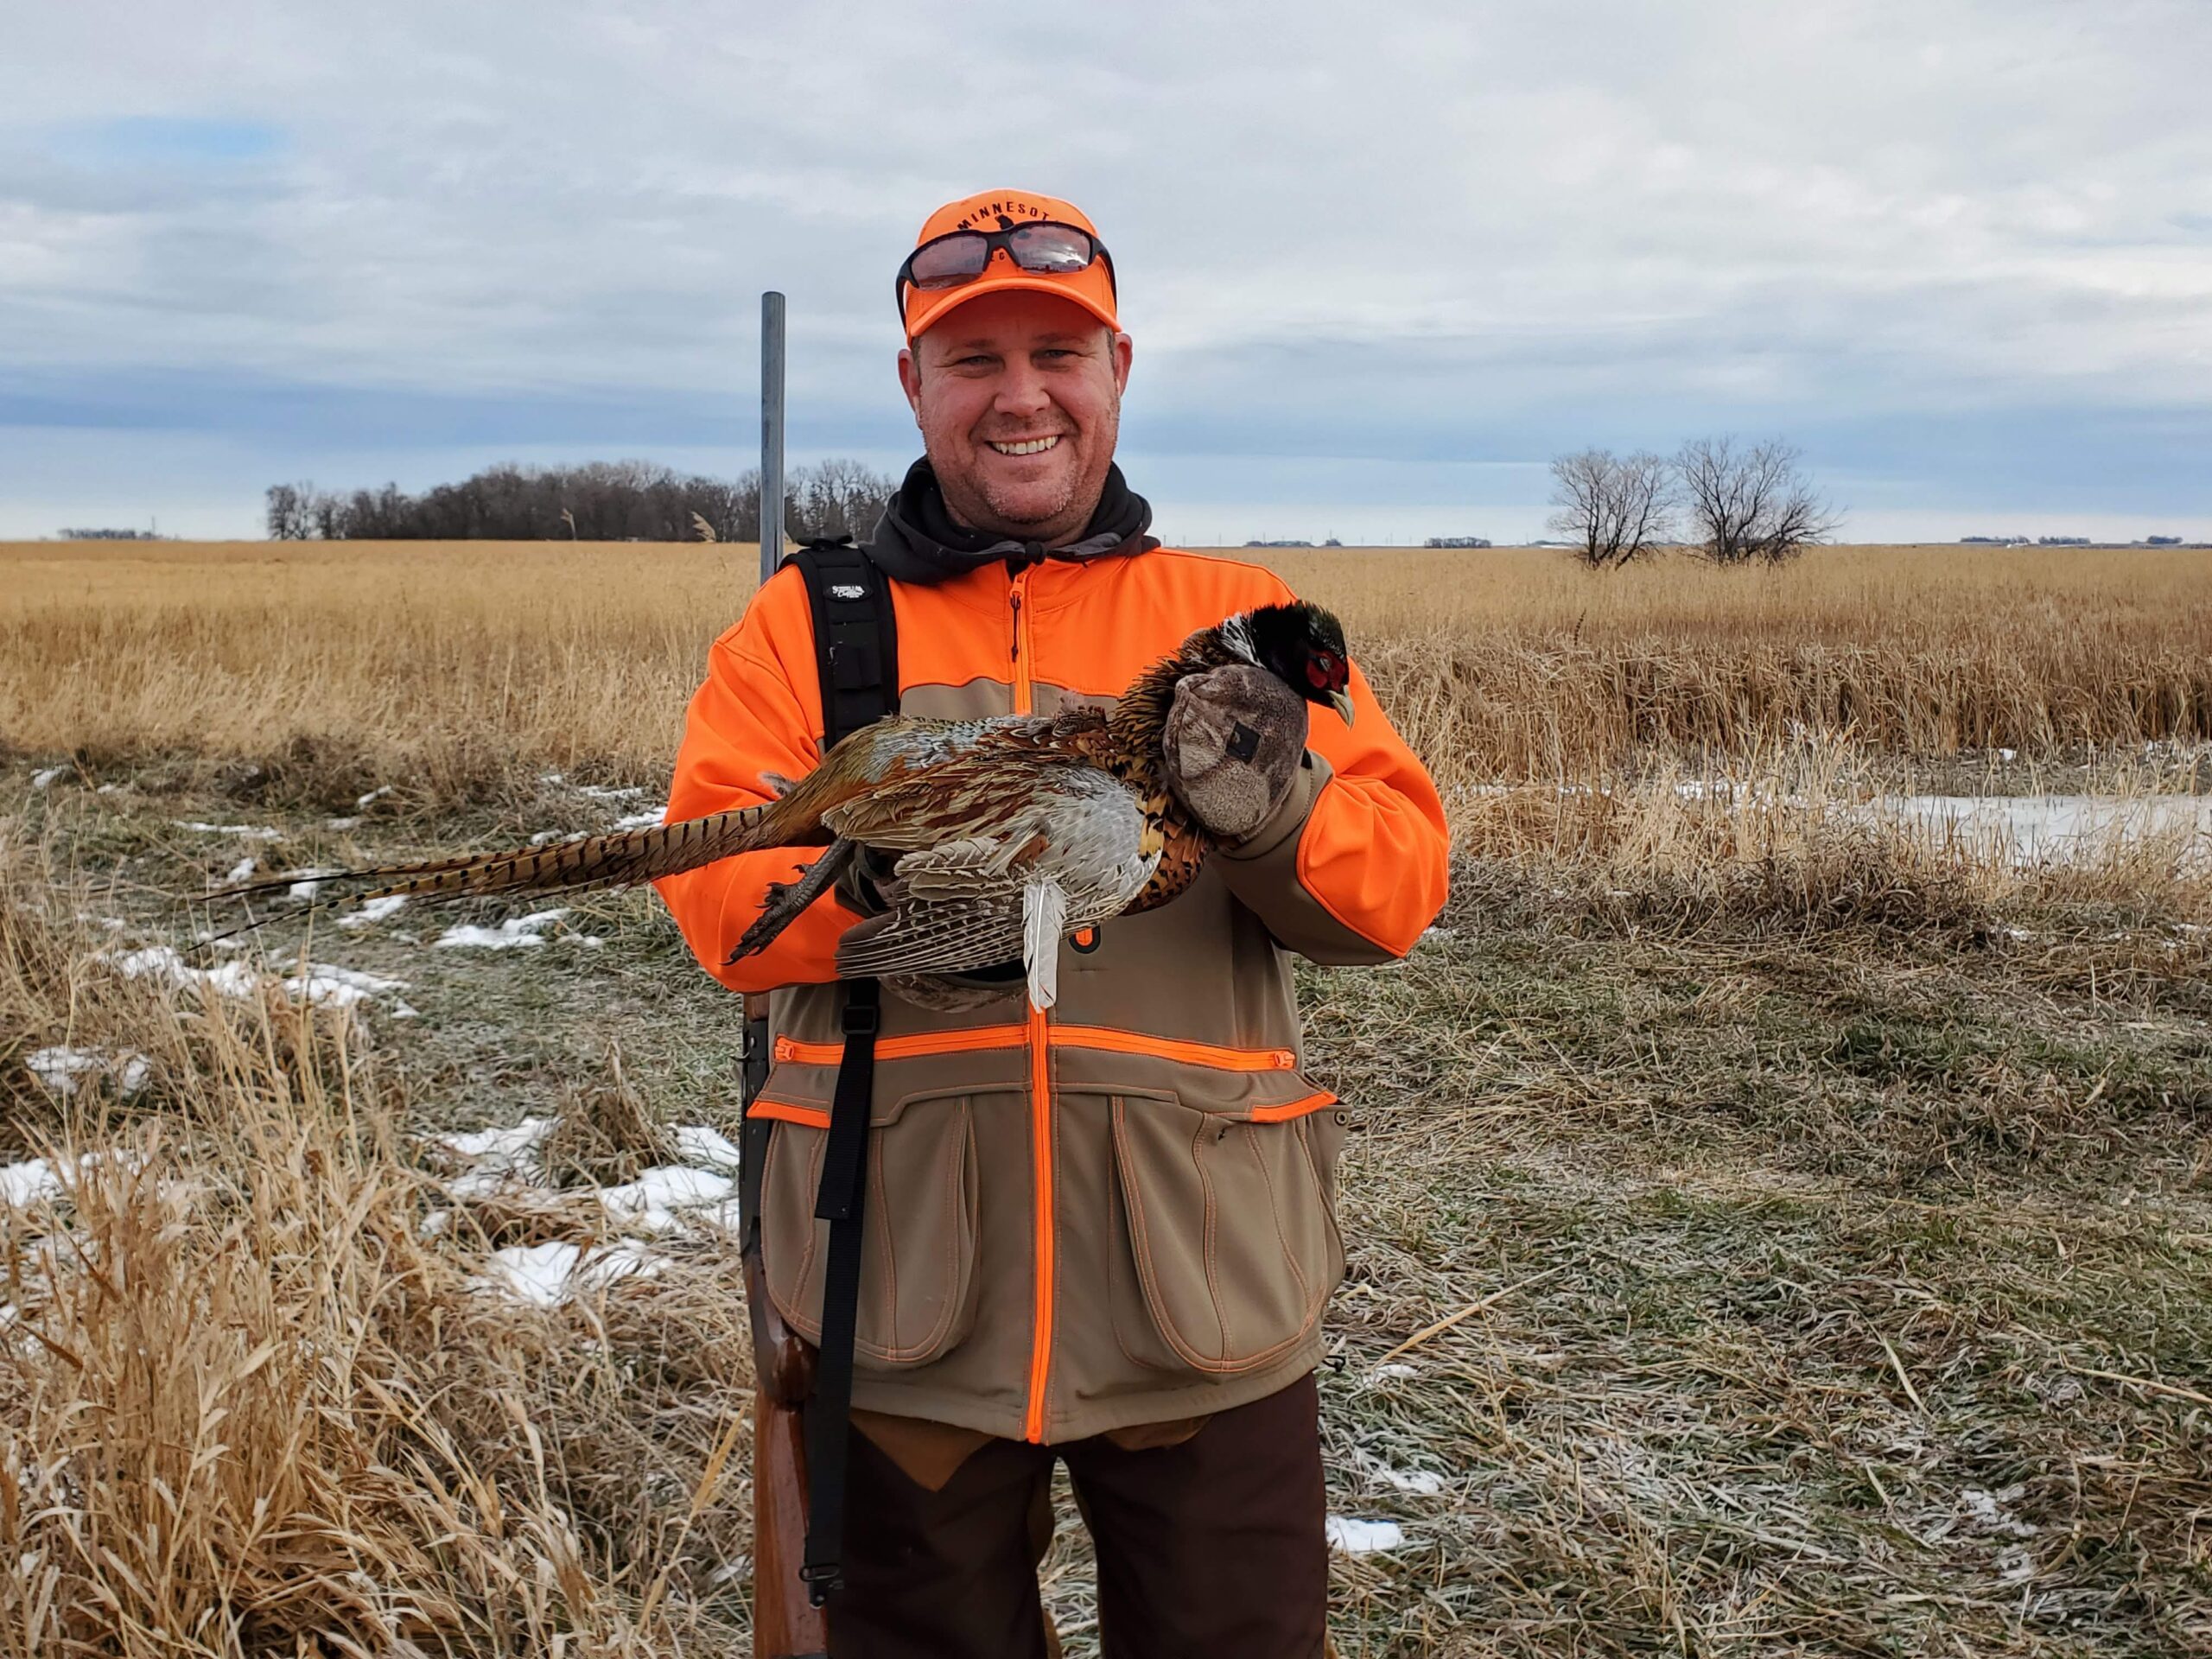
[899,188,1120,340]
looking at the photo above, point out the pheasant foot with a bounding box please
[728,838,858,964]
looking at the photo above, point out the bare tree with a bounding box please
[790,458,893,542]
[1546,448,1676,569]
[264,482,313,540]
[1675,436,1839,565]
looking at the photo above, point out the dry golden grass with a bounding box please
[0,840,758,1656]
[6,538,2211,1656]
[6,540,2209,805]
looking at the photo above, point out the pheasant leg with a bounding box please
[728,838,861,965]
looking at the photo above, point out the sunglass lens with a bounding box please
[907,232,991,289]
[1007,225,1095,274]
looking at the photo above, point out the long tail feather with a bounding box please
[208,803,779,912]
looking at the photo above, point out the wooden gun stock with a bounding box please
[745,995,827,1659]
[748,1240,826,1657]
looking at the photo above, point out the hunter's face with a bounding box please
[899,289,1132,548]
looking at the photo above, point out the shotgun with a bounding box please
[742,993,829,1659]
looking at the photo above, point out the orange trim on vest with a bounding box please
[1023,996,1053,1441]
[747,1097,832,1128]
[748,1091,1332,1131]
[1012,567,1058,1444]
[1047,1026,1300,1072]
[772,1027,1025,1065]
[772,1026,1299,1073]
[1248,1091,1338,1122]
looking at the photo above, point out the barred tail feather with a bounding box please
[210,804,780,910]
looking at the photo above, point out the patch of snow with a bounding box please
[575,784,645,801]
[1875,795,2212,868]
[1998,1542,2036,1584]
[671,1124,744,1171]
[1998,747,2018,762]
[528,830,568,846]
[1961,1485,2038,1538]
[356,785,394,809]
[25,1047,150,1099]
[1352,1449,1446,1496]
[442,1116,558,1164]
[1325,1516,1405,1554]
[323,815,361,831]
[598,1166,737,1234]
[31,766,66,790]
[480,1240,661,1307]
[111,945,261,996]
[432,910,571,950]
[173,821,283,840]
[282,963,409,1010]
[110,944,409,1012]
[284,868,342,900]
[1363,1362,1418,1387]
[2,1160,60,1208]
[95,783,124,795]
[220,855,259,884]
[442,1116,754,1232]
[440,1117,555,1190]
[609,808,667,832]
[336,894,409,929]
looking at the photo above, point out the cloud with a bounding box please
[2,0,2208,539]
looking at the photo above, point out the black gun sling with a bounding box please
[734,536,899,1607]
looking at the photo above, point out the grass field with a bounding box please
[4,539,2209,1656]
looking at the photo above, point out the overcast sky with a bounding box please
[4,0,2209,543]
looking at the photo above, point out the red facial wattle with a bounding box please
[1304,652,1355,725]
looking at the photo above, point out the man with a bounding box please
[656,189,1449,1658]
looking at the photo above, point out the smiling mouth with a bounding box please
[986,435,1062,456]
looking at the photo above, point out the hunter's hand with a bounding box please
[1164,664,1309,842]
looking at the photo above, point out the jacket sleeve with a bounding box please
[653,567,858,993]
[1209,654,1451,965]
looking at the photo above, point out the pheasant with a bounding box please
[216,601,1356,1009]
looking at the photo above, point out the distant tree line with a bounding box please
[58,527,167,541]
[1548,436,1840,569]
[265,458,897,543]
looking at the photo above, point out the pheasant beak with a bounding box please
[1329,689,1356,727]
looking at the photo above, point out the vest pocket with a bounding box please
[760,1089,982,1370]
[1108,1092,1344,1377]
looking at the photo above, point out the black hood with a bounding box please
[861,457,1157,585]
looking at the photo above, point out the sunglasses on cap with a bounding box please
[893,220,1117,318]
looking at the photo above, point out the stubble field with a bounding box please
[3,538,2209,1656]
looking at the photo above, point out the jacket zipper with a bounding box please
[1010,567,1054,1442]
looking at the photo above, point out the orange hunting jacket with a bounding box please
[656,540,1448,1444]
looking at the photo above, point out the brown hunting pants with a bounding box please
[827,1374,1328,1659]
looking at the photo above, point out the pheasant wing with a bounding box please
[831,763,1157,983]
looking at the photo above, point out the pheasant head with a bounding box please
[1104,600,1355,778]
[1216,600,1356,728]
